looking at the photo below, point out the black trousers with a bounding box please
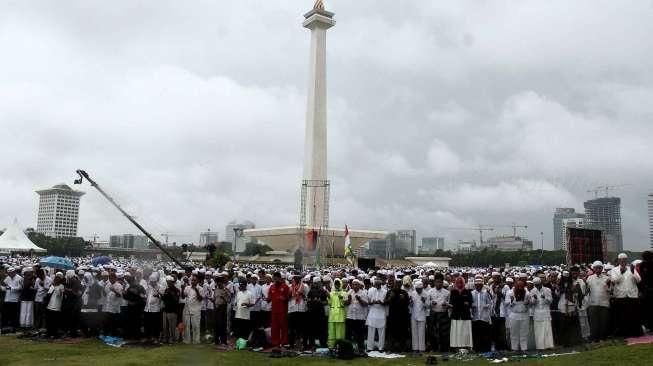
[429,312,450,352]
[346,318,366,351]
[490,316,508,350]
[305,311,327,348]
[233,318,251,340]
[2,302,19,328]
[45,309,60,338]
[588,306,610,341]
[260,311,271,328]
[613,298,643,337]
[104,312,121,336]
[472,320,492,352]
[288,312,307,348]
[34,302,46,329]
[144,311,161,339]
[80,311,103,337]
[214,305,228,345]
[125,306,143,339]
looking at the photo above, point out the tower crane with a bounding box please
[493,223,528,237]
[587,184,630,198]
[445,225,494,246]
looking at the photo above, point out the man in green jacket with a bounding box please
[327,278,347,347]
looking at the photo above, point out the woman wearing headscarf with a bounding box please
[449,276,473,350]
[327,278,347,348]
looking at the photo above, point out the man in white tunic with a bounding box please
[586,261,611,341]
[182,274,205,344]
[366,278,387,352]
[409,281,428,353]
[529,277,553,350]
[610,253,642,337]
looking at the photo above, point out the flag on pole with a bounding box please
[344,224,353,264]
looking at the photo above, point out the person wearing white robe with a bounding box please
[409,281,428,353]
[506,281,531,351]
[366,279,387,352]
[529,277,554,350]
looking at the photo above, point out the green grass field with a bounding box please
[1,336,652,366]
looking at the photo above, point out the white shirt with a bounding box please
[428,287,450,313]
[529,286,552,321]
[261,283,272,312]
[586,274,611,307]
[409,289,428,321]
[35,277,52,303]
[104,281,124,314]
[366,287,387,328]
[610,266,640,299]
[47,284,65,311]
[471,288,493,323]
[288,283,309,313]
[183,285,205,315]
[247,283,263,312]
[144,284,162,312]
[346,288,369,320]
[506,289,531,321]
[3,274,23,302]
[235,290,253,320]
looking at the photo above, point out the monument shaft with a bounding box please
[302,6,335,229]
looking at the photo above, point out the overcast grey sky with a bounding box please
[1,1,652,250]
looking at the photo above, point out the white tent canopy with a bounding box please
[0,219,46,253]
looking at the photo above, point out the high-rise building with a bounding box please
[561,217,585,251]
[397,229,417,255]
[225,220,255,253]
[584,197,623,253]
[199,229,219,246]
[421,237,445,254]
[36,184,85,238]
[553,208,585,250]
[648,193,653,249]
[110,234,149,249]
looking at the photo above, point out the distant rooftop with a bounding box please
[36,183,85,196]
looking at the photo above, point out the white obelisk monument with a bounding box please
[302,0,335,229]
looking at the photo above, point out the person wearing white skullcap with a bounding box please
[586,260,611,341]
[103,271,123,336]
[344,278,368,351]
[287,273,309,349]
[427,272,450,352]
[247,274,263,331]
[529,277,553,350]
[33,267,53,330]
[2,266,23,328]
[366,274,387,352]
[45,272,65,338]
[142,273,163,341]
[305,274,328,349]
[470,276,492,352]
[181,272,205,344]
[409,280,428,353]
[610,252,642,337]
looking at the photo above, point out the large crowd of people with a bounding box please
[1,251,652,355]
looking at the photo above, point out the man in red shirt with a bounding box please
[267,271,290,347]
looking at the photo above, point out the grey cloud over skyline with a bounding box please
[1,1,651,249]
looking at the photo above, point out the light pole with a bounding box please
[540,232,544,264]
